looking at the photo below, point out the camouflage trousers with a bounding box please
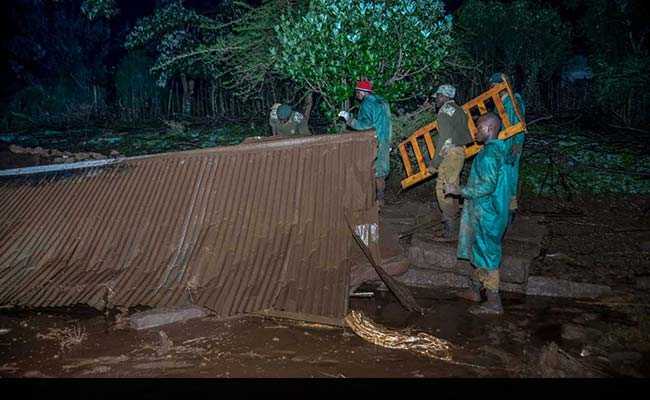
[435,146,465,222]
[471,268,500,291]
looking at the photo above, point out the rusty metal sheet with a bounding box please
[0,132,379,325]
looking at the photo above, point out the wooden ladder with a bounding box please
[397,78,526,189]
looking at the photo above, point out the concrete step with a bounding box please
[408,238,531,284]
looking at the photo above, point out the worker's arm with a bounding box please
[295,113,311,135]
[430,114,451,168]
[350,102,374,131]
[460,154,499,199]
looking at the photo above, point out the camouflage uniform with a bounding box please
[269,104,311,136]
[430,100,473,229]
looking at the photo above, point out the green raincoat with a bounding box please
[501,93,526,208]
[457,139,511,270]
[350,94,392,178]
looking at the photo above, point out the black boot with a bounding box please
[468,289,503,315]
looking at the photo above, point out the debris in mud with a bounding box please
[0,328,11,335]
[157,330,173,356]
[81,366,112,375]
[128,306,208,331]
[0,363,18,374]
[345,310,453,361]
[132,360,193,370]
[110,307,130,331]
[22,370,53,378]
[63,355,130,371]
[526,276,612,299]
[544,252,587,267]
[36,324,87,351]
[535,342,606,377]
[560,323,602,342]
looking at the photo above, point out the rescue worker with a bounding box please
[428,84,474,241]
[269,103,311,136]
[488,73,526,225]
[445,113,511,315]
[338,79,392,208]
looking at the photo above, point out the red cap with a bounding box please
[355,79,373,92]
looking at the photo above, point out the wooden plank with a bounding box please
[254,309,346,327]
[411,137,427,175]
[398,143,413,177]
[423,132,435,160]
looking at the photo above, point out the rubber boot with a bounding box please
[457,278,482,302]
[468,289,503,315]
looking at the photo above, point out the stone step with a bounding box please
[408,238,531,284]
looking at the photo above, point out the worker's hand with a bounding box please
[444,183,461,196]
[427,165,437,175]
[338,110,351,123]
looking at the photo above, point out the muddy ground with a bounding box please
[1,186,649,378]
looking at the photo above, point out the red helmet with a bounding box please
[355,79,373,92]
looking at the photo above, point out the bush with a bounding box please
[273,0,455,123]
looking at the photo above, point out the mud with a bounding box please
[0,286,648,378]
[1,193,649,378]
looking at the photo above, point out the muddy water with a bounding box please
[2,286,648,378]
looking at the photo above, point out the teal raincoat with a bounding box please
[501,93,526,207]
[350,94,392,178]
[457,139,511,270]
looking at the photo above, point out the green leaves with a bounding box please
[81,0,118,21]
[458,0,570,82]
[521,128,650,196]
[274,0,455,118]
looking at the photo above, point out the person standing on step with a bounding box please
[428,84,474,241]
[444,112,511,315]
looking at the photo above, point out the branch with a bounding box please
[152,45,243,72]
[607,124,650,135]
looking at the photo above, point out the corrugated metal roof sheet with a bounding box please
[0,132,379,326]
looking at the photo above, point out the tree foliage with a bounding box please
[457,0,571,90]
[576,0,649,127]
[115,50,163,120]
[122,1,304,101]
[80,0,118,20]
[124,0,226,86]
[273,0,454,118]
[5,0,112,118]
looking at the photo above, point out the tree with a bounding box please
[80,0,117,20]
[272,0,455,122]
[6,0,112,118]
[123,0,229,116]
[577,0,650,127]
[115,50,163,120]
[457,0,571,105]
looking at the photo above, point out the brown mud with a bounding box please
[1,181,649,378]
